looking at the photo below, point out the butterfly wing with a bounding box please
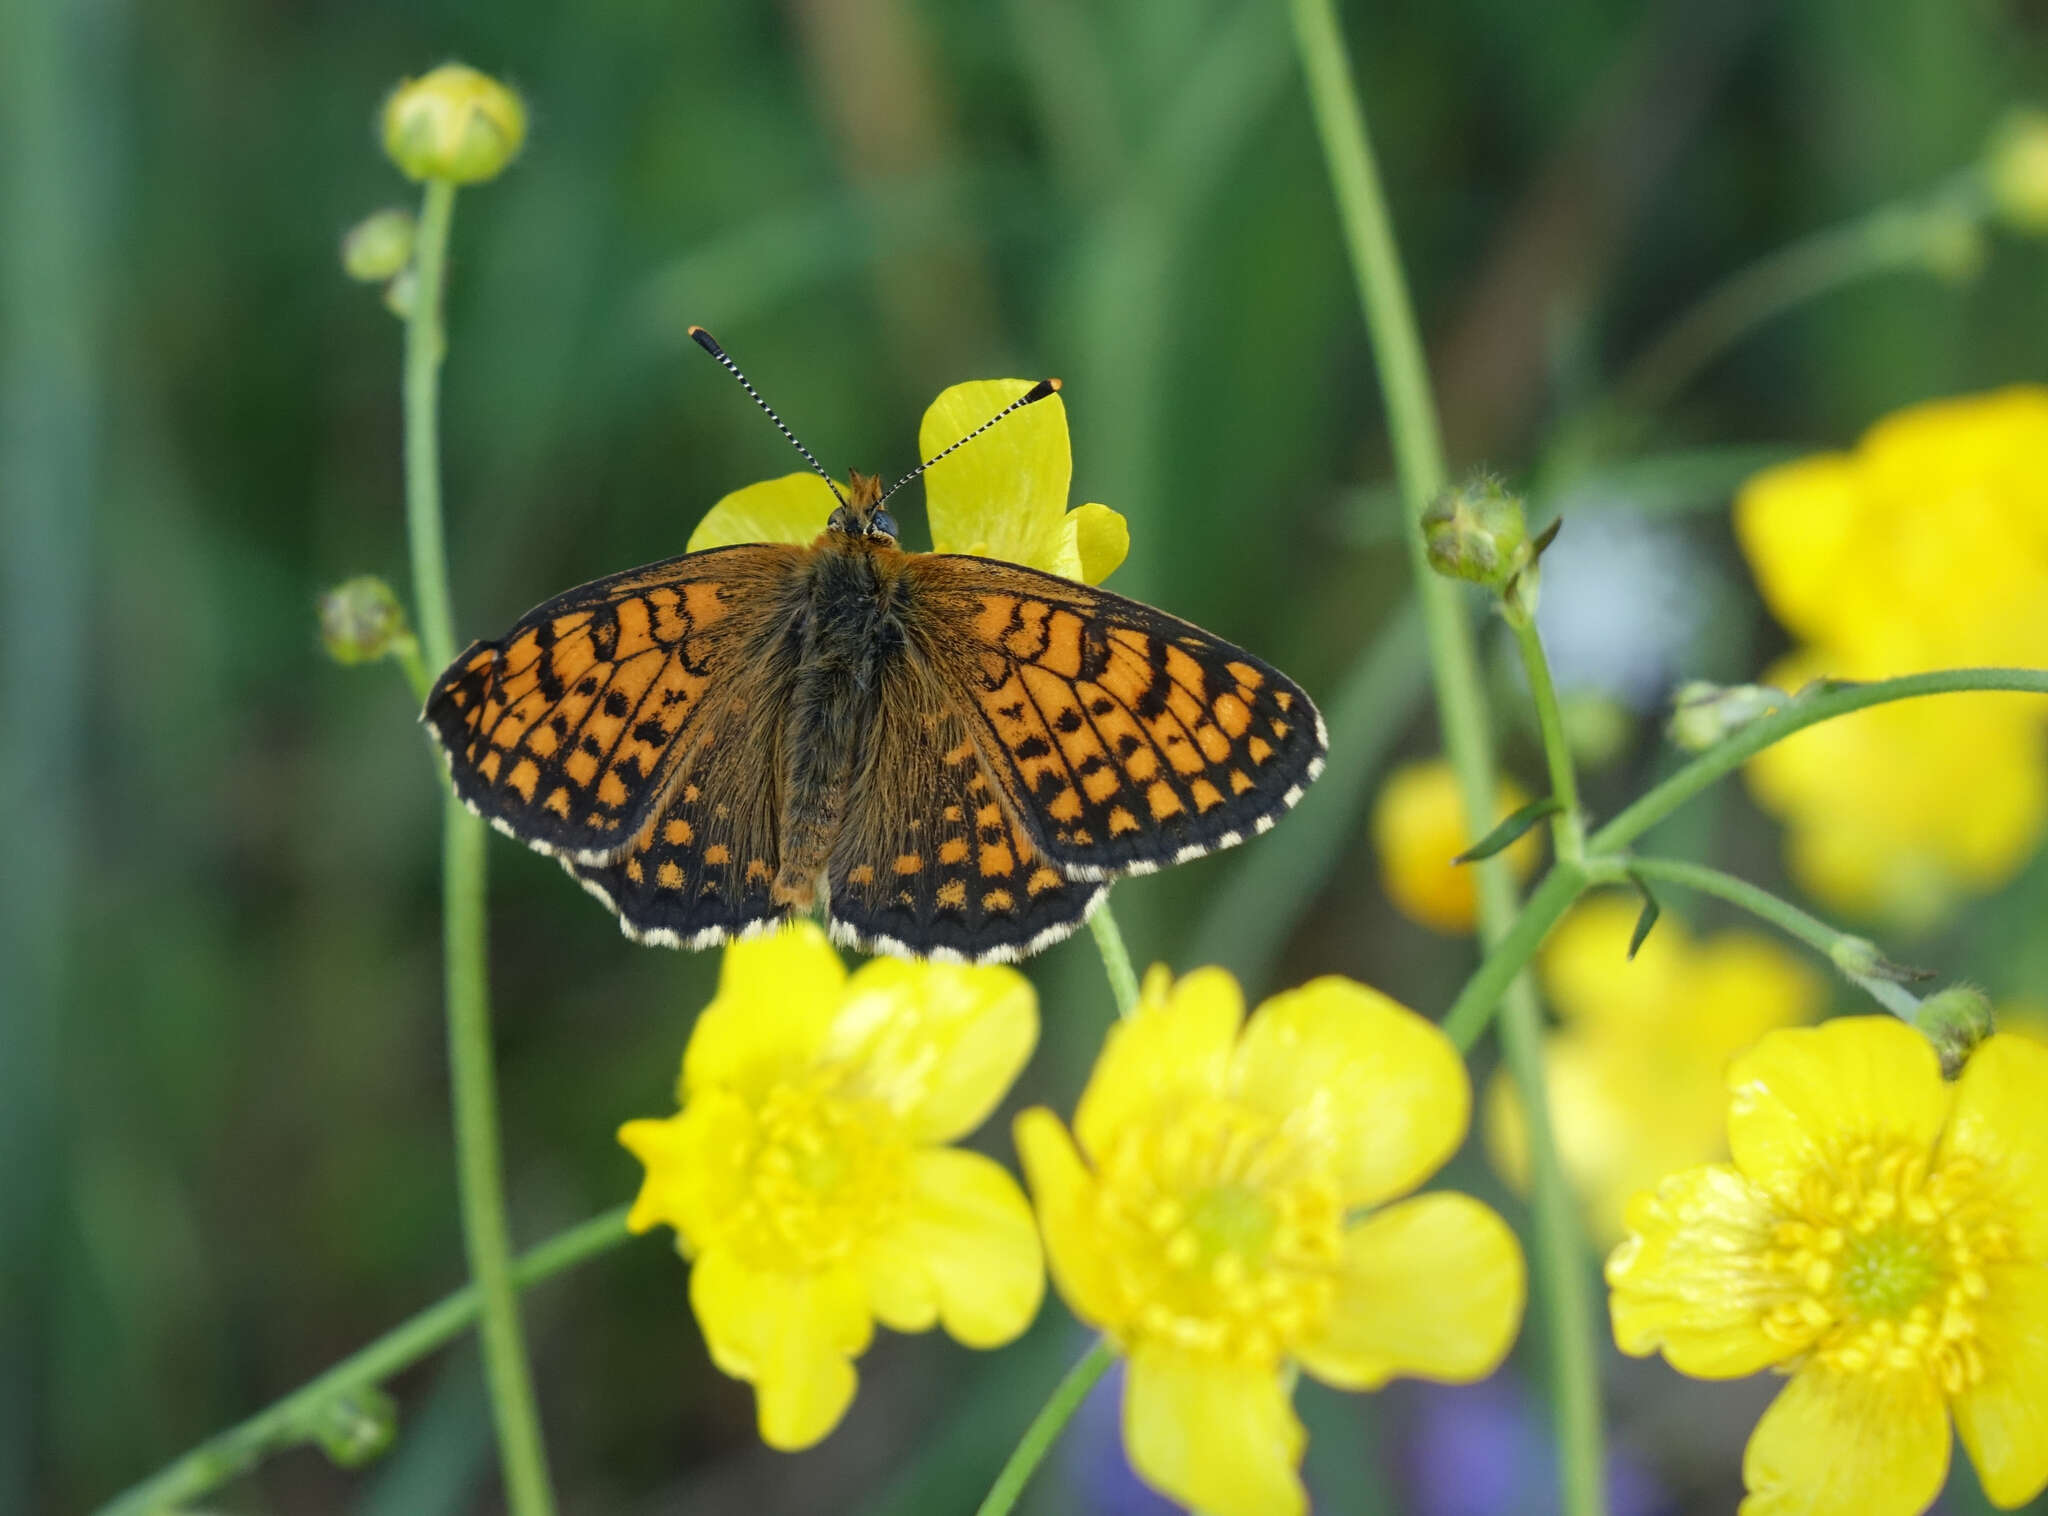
[899,555,1327,881]
[423,543,809,864]
[823,699,1104,963]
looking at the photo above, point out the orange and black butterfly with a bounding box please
[423,330,1326,962]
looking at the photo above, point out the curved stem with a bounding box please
[1287,6,1606,1511]
[404,177,557,1516]
[974,1338,1115,1516]
[1089,897,1141,1017]
[1620,856,1921,1017]
[1439,862,1591,1052]
[1509,612,1585,864]
[92,1209,632,1516]
[1594,669,2048,854]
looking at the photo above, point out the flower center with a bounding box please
[1758,1141,2012,1394]
[736,1073,906,1270]
[1094,1095,1345,1366]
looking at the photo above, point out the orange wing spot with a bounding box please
[507,758,540,801]
[976,803,1004,830]
[1229,768,1255,795]
[849,864,876,886]
[943,803,964,823]
[703,843,731,865]
[894,853,924,875]
[746,859,773,885]
[1048,786,1084,821]
[1270,718,1291,740]
[478,750,503,782]
[1194,723,1232,763]
[979,842,1015,878]
[1190,777,1225,813]
[1165,682,1206,730]
[1122,744,1160,783]
[936,879,968,909]
[1164,645,1207,698]
[1146,780,1185,821]
[598,771,629,808]
[527,722,560,758]
[1026,866,1062,897]
[611,597,656,660]
[982,888,1015,914]
[1213,691,1253,738]
[665,818,694,846]
[543,786,573,818]
[657,861,685,890]
[940,838,970,865]
[682,580,728,627]
[1248,736,1275,764]
[1041,611,1085,677]
[683,783,702,803]
[973,595,1022,644]
[1108,805,1140,837]
[897,889,916,907]
[1226,661,1265,690]
[550,612,591,639]
[565,747,600,787]
[1273,690,1295,712]
[1066,826,1095,846]
[943,739,976,765]
[646,587,689,641]
[626,856,645,884]
[1004,601,1051,659]
[1083,764,1121,803]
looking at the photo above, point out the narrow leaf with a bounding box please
[1625,876,1661,960]
[1453,795,1562,865]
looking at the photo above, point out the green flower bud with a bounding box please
[340,207,416,283]
[319,576,411,665]
[382,64,527,185]
[382,266,419,321]
[1422,477,1529,589]
[1985,107,2048,234]
[1911,985,1996,1079]
[310,1386,398,1469]
[1667,680,1786,752]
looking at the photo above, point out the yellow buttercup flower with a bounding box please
[1734,390,2048,922]
[688,379,1130,583]
[619,923,1044,1450]
[1015,966,1525,1516]
[1486,895,1823,1246]
[1608,1018,2048,1515]
[1371,758,1542,934]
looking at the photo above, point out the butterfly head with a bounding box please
[827,470,900,545]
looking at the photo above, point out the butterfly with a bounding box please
[422,331,1327,963]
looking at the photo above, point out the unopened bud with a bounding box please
[382,64,527,185]
[1986,108,2048,234]
[1911,985,1996,1079]
[382,266,419,321]
[310,1386,398,1469]
[1423,477,1529,590]
[340,208,416,283]
[320,576,411,665]
[1667,680,1786,752]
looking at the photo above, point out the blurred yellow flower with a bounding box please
[688,379,1129,583]
[1371,758,1542,934]
[1016,966,1524,1516]
[1735,390,2048,923]
[1608,1018,2048,1516]
[619,923,1044,1450]
[1486,895,1824,1246]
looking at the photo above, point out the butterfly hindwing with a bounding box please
[423,544,808,862]
[903,555,1327,880]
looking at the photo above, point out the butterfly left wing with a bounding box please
[899,555,1327,881]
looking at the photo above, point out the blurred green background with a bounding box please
[8,0,2048,1511]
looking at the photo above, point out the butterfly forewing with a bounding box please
[903,556,1328,880]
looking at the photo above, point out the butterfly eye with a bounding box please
[870,509,899,541]
[827,506,853,535]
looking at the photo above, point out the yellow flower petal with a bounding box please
[1295,1192,1524,1390]
[1074,966,1243,1163]
[1953,1262,2048,1508]
[1738,1362,1950,1516]
[859,1148,1043,1347]
[1123,1343,1306,1516]
[1605,1163,1789,1377]
[682,923,845,1102]
[923,379,1071,573]
[1013,1107,1124,1331]
[686,471,840,551]
[1941,1032,2048,1258]
[618,1088,755,1250]
[1229,976,1469,1208]
[688,1245,872,1450]
[1056,501,1129,585]
[829,957,1038,1145]
[1726,1018,1950,1210]
[1539,894,1691,1030]
[1371,760,1541,935]
[1734,453,1865,647]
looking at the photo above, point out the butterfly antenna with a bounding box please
[878,378,1061,505]
[689,326,847,506]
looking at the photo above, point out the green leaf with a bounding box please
[1625,878,1661,960]
[1453,796,1562,864]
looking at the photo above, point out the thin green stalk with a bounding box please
[1620,856,1921,1017]
[1508,612,1585,864]
[1439,863,1590,1052]
[404,176,556,1516]
[1287,5,1607,1511]
[1594,669,2048,853]
[93,1209,632,1516]
[394,633,430,703]
[974,1338,1116,1516]
[1089,898,1141,1017]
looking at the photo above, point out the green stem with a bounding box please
[1508,612,1585,864]
[93,1209,632,1516]
[1594,669,2048,854]
[1089,898,1140,1018]
[1439,862,1590,1052]
[1620,856,1921,1017]
[973,1338,1115,1516]
[394,633,430,704]
[1287,6,1606,1510]
[404,176,557,1516]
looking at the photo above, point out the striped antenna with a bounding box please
[878,378,1061,505]
[688,327,847,506]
